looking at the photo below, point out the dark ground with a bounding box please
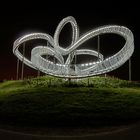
[0,122,140,140]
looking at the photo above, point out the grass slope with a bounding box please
[0,76,140,127]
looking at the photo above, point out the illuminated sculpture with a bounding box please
[13,16,134,78]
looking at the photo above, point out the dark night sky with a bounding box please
[0,3,139,81]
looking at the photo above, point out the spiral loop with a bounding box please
[13,16,134,78]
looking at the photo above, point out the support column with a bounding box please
[74,51,77,75]
[98,35,106,77]
[16,58,19,80]
[97,35,100,59]
[45,41,49,76]
[129,58,131,81]
[53,54,55,72]
[75,51,76,65]
[21,43,25,80]
[37,70,40,77]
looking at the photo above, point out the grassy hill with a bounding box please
[0,76,140,127]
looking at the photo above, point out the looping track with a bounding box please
[13,16,134,78]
